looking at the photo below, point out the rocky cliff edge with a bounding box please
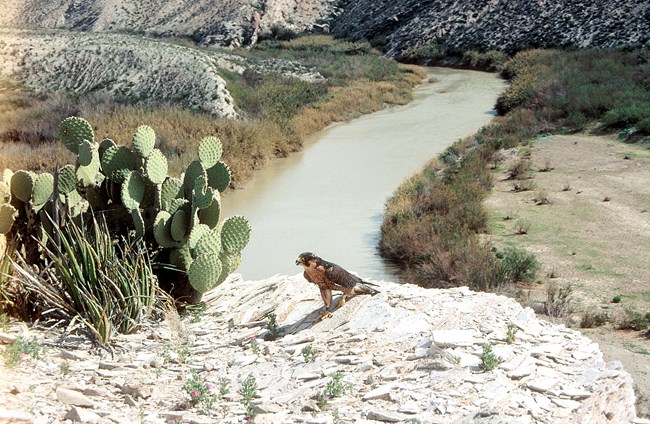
[0,274,642,423]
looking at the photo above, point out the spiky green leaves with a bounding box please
[192,177,213,210]
[197,191,221,228]
[154,211,176,248]
[0,204,18,234]
[220,215,251,253]
[161,177,183,210]
[59,117,94,154]
[198,137,223,168]
[132,125,156,158]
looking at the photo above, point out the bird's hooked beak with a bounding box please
[295,258,302,266]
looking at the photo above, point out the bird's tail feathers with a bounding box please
[356,281,380,295]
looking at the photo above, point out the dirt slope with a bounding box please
[485,133,650,416]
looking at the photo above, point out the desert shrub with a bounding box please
[580,311,608,328]
[618,310,650,331]
[543,282,574,317]
[507,158,531,180]
[498,246,539,283]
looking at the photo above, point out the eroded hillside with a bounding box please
[0,0,339,47]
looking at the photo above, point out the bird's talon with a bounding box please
[318,312,333,321]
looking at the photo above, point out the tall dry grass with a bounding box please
[0,36,423,188]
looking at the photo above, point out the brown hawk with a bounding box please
[295,252,380,320]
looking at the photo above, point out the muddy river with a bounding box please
[223,68,505,282]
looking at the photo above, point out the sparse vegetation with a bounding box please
[381,47,649,297]
[265,312,280,341]
[183,370,216,410]
[317,371,353,410]
[238,375,258,420]
[543,282,574,318]
[580,311,608,328]
[302,344,317,363]
[3,336,43,368]
[479,343,500,371]
[506,323,519,344]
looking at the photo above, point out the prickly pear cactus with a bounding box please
[2,116,250,303]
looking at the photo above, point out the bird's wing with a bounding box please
[324,264,360,290]
[319,287,332,308]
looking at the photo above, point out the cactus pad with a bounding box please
[220,250,242,277]
[145,149,168,185]
[59,117,94,154]
[10,170,35,203]
[197,136,223,168]
[121,171,145,211]
[57,165,77,195]
[197,191,221,228]
[101,145,139,183]
[170,209,189,242]
[161,177,183,210]
[188,253,222,293]
[192,177,213,210]
[193,228,221,257]
[220,215,251,253]
[188,223,211,250]
[99,138,116,157]
[131,208,145,237]
[153,211,177,248]
[131,125,156,158]
[0,204,17,234]
[206,161,231,192]
[32,173,54,206]
[183,160,206,198]
[169,246,193,270]
[166,198,189,215]
[77,141,101,187]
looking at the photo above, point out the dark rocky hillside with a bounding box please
[1,0,647,55]
[332,0,649,58]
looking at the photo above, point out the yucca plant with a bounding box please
[12,214,157,343]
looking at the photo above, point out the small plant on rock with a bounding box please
[612,295,622,303]
[317,371,352,410]
[238,374,258,421]
[3,336,43,368]
[183,370,216,410]
[302,344,317,363]
[506,323,519,344]
[250,336,260,355]
[479,343,500,371]
[265,312,280,341]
